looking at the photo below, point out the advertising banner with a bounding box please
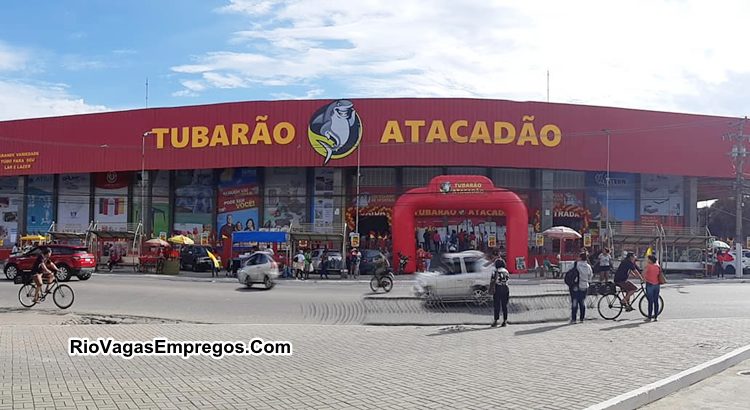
[263,168,307,229]
[94,172,130,231]
[586,172,637,222]
[174,169,214,242]
[217,168,259,240]
[26,175,54,234]
[640,174,684,217]
[58,173,91,233]
[132,170,171,237]
[0,177,20,247]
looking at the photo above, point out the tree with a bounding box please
[702,197,750,241]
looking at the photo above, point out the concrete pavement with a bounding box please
[2,317,750,409]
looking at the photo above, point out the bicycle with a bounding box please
[369,270,394,293]
[597,281,663,320]
[18,274,75,309]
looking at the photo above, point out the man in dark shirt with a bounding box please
[614,252,641,310]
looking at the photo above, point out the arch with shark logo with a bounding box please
[392,175,529,273]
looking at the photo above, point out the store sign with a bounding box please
[350,232,360,248]
[583,233,592,247]
[415,209,504,217]
[535,233,544,247]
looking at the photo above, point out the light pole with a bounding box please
[141,132,151,237]
[355,137,361,239]
[603,129,611,249]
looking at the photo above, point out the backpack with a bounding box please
[564,262,579,289]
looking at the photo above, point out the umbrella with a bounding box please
[168,235,194,245]
[711,240,730,250]
[145,238,170,247]
[20,235,47,242]
[542,226,582,240]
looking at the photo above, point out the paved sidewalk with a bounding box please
[642,358,750,409]
[1,317,750,409]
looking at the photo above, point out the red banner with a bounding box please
[0,98,738,178]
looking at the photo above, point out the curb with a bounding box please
[585,344,750,410]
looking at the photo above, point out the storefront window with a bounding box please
[26,175,54,234]
[94,172,131,232]
[173,169,214,243]
[263,168,307,230]
[0,177,20,248]
[58,173,91,233]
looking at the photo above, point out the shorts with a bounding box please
[597,265,612,273]
[616,280,637,293]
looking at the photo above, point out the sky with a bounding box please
[1,0,750,120]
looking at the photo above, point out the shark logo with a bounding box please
[440,182,452,194]
[308,99,362,164]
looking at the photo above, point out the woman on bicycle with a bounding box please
[32,247,57,303]
[643,255,662,322]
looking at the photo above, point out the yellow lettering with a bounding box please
[171,127,189,149]
[380,121,404,143]
[273,122,295,145]
[152,128,169,149]
[191,126,209,148]
[209,125,229,147]
[232,123,249,145]
[517,115,539,146]
[404,120,425,143]
[449,120,468,143]
[540,124,562,147]
[493,122,515,144]
[425,120,448,143]
[469,121,491,144]
[250,117,272,145]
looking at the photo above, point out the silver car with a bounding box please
[310,249,344,274]
[237,252,279,289]
[413,251,495,304]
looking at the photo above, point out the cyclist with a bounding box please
[614,252,642,311]
[32,247,58,303]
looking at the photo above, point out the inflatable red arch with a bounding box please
[392,175,529,273]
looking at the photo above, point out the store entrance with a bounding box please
[357,215,389,249]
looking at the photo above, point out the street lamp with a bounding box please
[141,132,152,236]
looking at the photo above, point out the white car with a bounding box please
[237,251,279,289]
[310,249,344,273]
[413,251,495,304]
[720,250,750,275]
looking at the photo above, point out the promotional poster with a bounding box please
[57,173,91,233]
[174,169,214,241]
[0,177,20,246]
[217,168,259,240]
[26,175,54,234]
[263,168,307,229]
[94,172,130,231]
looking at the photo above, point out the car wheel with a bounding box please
[245,276,253,288]
[472,287,489,306]
[4,264,19,280]
[78,271,92,281]
[56,265,72,282]
[726,265,736,276]
[263,275,274,290]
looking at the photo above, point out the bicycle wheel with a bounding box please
[381,277,393,293]
[369,277,379,292]
[639,294,665,318]
[18,285,37,308]
[597,295,623,320]
[53,284,75,309]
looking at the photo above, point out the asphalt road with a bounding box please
[1,273,750,325]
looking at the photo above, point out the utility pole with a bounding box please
[726,117,749,278]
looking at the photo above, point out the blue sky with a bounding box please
[1,0,750,120]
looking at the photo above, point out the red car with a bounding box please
[4,245,96,282]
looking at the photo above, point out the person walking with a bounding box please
[570,252,593,324]
[597,247,612,282]
[643,255,662,322]
[350,247,361,279]
[293,249,305,280]
[320,249,330,279]
[490,258,511,327]
[303,250,313,280]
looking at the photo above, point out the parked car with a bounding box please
[310,249,344,274]
[358,249,390,276]
[3,245,96,282]
[413,251,495,304]
[237,251,279,289]
[720,250,750,275]
[179,245,219,272]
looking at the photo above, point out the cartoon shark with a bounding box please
[314,100,357,163]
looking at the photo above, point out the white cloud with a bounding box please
[0,41,29,71]
[0,80,107,120]
[171,0,750,116]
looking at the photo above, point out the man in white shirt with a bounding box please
[571,252,594,324]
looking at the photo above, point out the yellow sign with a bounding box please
[583,233,592,247]
[535,233,544,247]
[488,235,497,248]
[350,233,360,248]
